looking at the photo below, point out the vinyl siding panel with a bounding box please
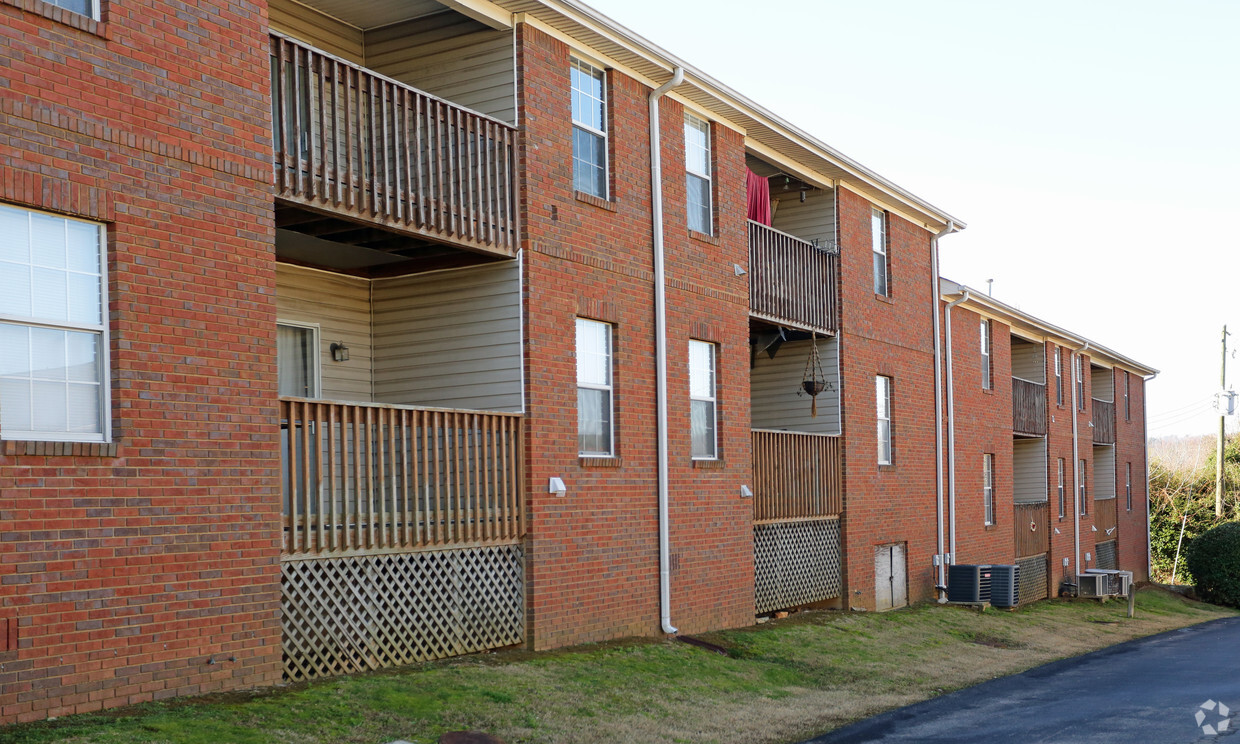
[276,264,373,402]
[750,337,840,434]
[1013,437,1047,504]
[371,261,521,412]
[769,188,836,247]
[269,0,364,63]
[1093,445,1117,500]
[366,15,516,124]
[1011,341,1045,384]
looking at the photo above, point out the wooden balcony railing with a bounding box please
[752,430,842,522]
[1094,497,1118,537]
[1092,398,1116,444]
[1014,502,1049,559]
[280,398,523,557]
[1012,378,1047,436]
[270,33,517,256]
[749,221,838,334]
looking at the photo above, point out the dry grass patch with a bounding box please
[4,587,1232,744]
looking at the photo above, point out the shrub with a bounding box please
[1185,521,1240,608]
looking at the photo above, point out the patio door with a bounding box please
[875,543,907,611]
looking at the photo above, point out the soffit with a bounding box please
[287,0,447,30]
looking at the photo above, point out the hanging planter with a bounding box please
[800,332,829,417]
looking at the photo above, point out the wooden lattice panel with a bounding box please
[754,518,841,614]
[1095,540,1118,570]
[1017,554,1048,605]
[282,543,524,682]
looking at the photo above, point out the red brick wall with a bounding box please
[517,23,753,648]
[0,0,280,723]
[1114,368,1150,580]
[836,187,939,610]
[943,308,1014,566]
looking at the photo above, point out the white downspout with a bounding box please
[1143,371,1158,580]
[944,288,970,573]
[650,66,684,635]
[930,223,956,597]
[1071,341,1092,579]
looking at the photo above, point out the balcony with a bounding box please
[280,397,523,557]
[751,430,842,522]
[270,33,518,269]
[1012,377,1047,437]
[1092,398,1116,444]
[749,221,838,335]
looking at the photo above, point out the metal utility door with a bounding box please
[875,543,907,611]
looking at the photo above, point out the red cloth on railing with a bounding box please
[746,168,772,226]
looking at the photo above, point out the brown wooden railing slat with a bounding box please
[751,430,841,522]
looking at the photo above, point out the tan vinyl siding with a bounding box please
[1093,445,1117,500]
[750,337,841,434]
[769,187,836,248]
[366,15,517,124]
[1012,437,1047,504]
[269,0,364,63]
[1011,340,1045,384]
[371,261,521,412]
[276,263,373,402]
[1091,366,1115,401]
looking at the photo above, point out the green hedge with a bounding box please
[1185,521,1240,608]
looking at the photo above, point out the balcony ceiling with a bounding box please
[291,0,448,30]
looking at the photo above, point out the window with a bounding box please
[871,208,889,296]
[876,375,892,465]
[1125,462,1133,511]
[980,320,992,390]
[47,0,96,19]
[983,453,995,525]
[576,318,613,456]
[1075,355,1086,411]
[688,340,717,459]
[684,114,712,235]
[0,204,108,442]
[277,322,319,398]
[1078,458,1088,515]
[1124,371,1131,421]
[1057,458,1066,518]
[570,59,607,198]
[1054,348,1063,406]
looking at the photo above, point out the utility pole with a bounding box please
[1218,325,1230,517]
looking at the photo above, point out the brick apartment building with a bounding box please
[0,0,1154,723]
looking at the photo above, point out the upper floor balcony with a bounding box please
[748,221,839,335]
[270,30,518,267]
[1092,398,1116,444]
[1012,377,1047,437]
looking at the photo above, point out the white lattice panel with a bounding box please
[1017,554,1048,605]
[1095,540,1118,570]
[754,518,842,614]
[282,543,524,681]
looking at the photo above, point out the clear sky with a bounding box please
[583,0,1240,439]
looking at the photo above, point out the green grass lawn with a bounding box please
[4,587,1231,744]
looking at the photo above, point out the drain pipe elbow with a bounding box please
[650,66,684,636]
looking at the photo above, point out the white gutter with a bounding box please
[931,222,957,597]
[650,66,684,636]
[943,287,970,572]
[1143,371,1159,580]
[1071,341,1092,578]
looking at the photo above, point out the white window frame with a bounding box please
[1057,457,1066,518]
[980,319,992,390]
[871,208,888,296]
[1124,371,1131,421]
[983,453,995,526]
[1078,458,1088,516]
[684,113,713,235]
[1054,347,1063,406]
[1125,461,1133,512]
[0,204,110,443]
[570,58,608,199]
[1075,354,1086,411]
[877,375,892,465]
[576,317,614,457]
[688,339,717,460]
[276,320,321,399]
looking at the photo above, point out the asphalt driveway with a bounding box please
[803,615,1240,743]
